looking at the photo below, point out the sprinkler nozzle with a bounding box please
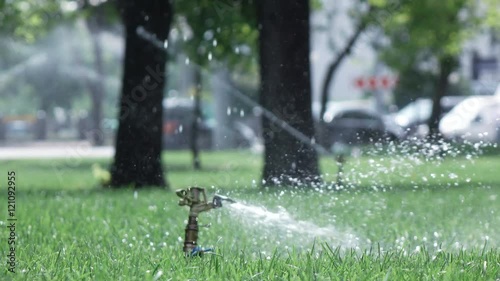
[212,194,236,208]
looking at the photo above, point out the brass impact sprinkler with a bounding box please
[176,187,235,257]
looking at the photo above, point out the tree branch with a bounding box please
[319,7,373,123]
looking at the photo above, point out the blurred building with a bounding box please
[310,0,500,111]
[310,0,391,110]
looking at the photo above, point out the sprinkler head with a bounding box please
[176,187,235,256]
[176,187,207,207]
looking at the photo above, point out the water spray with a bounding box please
[136,27,344,175]
[175,187,235,256]
[135,27,330,156]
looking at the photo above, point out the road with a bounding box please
[0,141,114,160]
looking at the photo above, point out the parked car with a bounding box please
[439,96,500,143]
[317,106,404,147]
[5,119,34,139]
[392,96,467,138]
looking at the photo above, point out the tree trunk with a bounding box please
[87,17,105,146]
[110,0,173,188]
[35,100,48,140]
[257,0,320,187]
[212,68,236,149]
[80,0,107,146]
[190,67,202,170]
[428,56,456,137]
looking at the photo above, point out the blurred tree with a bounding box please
[318,3,372,124]
[173,0,258,170]
[0,30,89,140]
[110,0,173,188]
[23,34,87,139]
[391,66,436,108]
[0,0,62,43]
[318,0,411,121]
[378,0,484,136]
[484,0,500,59]
[484,0,500,31]
[174,0,257,69]
[392,64,471,108]
[257,0,320,186]
[79,0,121,146]
[0,0,118,142]
[0,0,66,140]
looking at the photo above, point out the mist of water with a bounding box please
[335,138,498,191]
[0,22,124,98]
[224,201,361,251]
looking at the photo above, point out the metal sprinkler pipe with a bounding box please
[176,187,235,256]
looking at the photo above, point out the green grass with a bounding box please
[1,150,500,280]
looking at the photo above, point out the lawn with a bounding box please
[1,148,499,280]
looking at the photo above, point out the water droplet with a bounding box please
[153,270,163,281]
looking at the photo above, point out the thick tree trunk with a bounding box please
[190,68,202,170]
[428,56,456,137]
[257,0,320,186]
[110,0,172,188]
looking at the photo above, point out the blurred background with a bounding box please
[0,0,499,152]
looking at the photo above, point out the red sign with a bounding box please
[354,76,398,90]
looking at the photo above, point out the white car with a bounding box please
[392,96,467,138]
[439,96,500,143]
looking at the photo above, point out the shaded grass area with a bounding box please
[0,150,499,280]
[3,149,499,191]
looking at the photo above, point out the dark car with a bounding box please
[162,98,213,150]
[317,108,403,147]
